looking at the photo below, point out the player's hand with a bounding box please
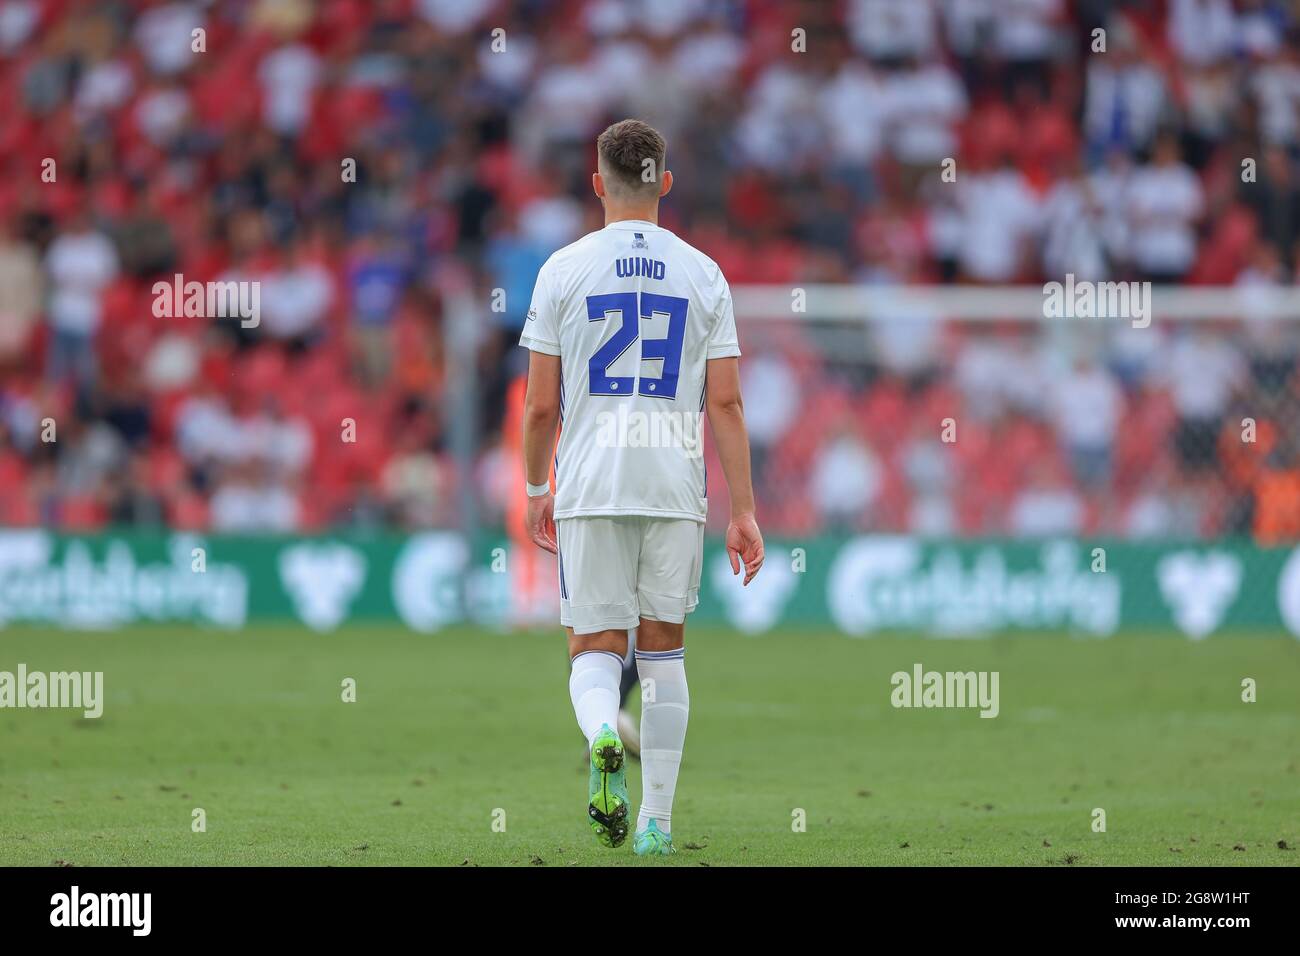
[526,492,558,554]
[725,511,764,586]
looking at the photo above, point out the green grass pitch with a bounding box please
[1,624,1297,866]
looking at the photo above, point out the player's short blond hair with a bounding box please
[597,119,666,198]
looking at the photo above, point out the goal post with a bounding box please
[733,283,1300,322]
[709,281,1300,636]
[724,281,1300,544]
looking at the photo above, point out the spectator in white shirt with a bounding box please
[1126,135,1204,282]
[1161,327,1245,470]
[1009,464,1085,536]
[901,417,956,535]
[1251,44,1300,147]
[956,156,1041,282]
[1083,20,1168,157]
[740,351,800,483]
[995,0,1064,98]
[1167,0,1237,67]
[884,59,968,166]
[1237,0,1285,58]
[260,242,335,347]
[44,215,119,387]
[810,423,883,529]
[210,462,301,532]
[1088,148,1136,271]
[1050,357,1123,488]
[134,2,203,77]
[1042,161,1112,281]
[258,44,321,136]
[849,0,939,65]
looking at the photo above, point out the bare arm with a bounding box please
[522,351,561,553]
[705,356,764,584]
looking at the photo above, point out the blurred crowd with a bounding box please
[1,0,1299,540]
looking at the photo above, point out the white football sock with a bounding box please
[569,650,623,746]
[635,649,689,835]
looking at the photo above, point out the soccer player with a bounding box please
[519,119,764,856]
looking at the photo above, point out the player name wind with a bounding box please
[890,663,999,718]
[0,664,103,718]
[595,407,703,458]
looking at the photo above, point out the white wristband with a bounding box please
[526,481,551,498]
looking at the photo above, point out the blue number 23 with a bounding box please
[585,292,687,399]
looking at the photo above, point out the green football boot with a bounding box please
[586,723,629,847]
[633,819,675,856]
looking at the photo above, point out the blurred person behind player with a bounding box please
[506,374,643,755]
[519,119,763,855]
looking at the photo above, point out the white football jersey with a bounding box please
[519,219,741,522]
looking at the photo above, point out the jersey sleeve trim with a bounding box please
[519,336,561,356]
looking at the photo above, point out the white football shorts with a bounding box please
[555,516,704,634]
